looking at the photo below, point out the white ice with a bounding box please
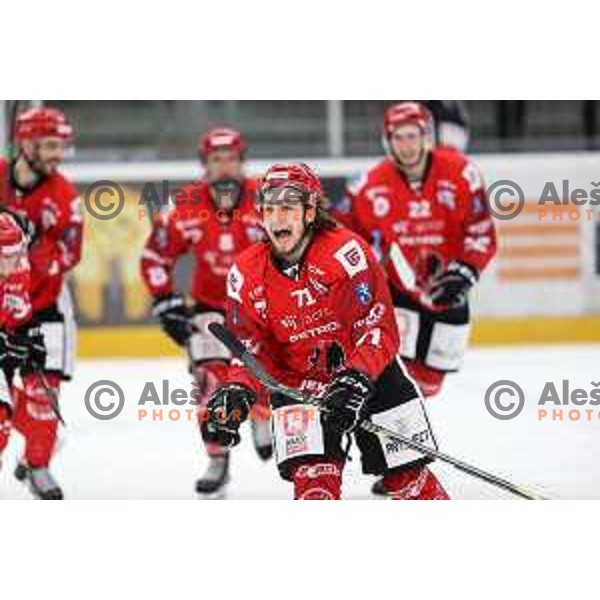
[1,344,599,499]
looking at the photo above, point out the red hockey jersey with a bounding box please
[141,178,264,311]
[0,257,32,332]
[224,226,399,397]
[0,158,83,312]
[335,148,497,305]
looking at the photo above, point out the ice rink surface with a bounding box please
[2,344,599,500]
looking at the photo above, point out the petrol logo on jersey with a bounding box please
[334,239,368,278]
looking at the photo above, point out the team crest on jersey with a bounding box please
[354,282,372,305]
[334,239,368,278]
[227,264,244,303]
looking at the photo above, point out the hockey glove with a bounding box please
[322,369,374,435]
[0,328,34,372]
[205,384,256,448]
[429,261,478,308]
[12,321,47,374]
[152,293,192,347]
[0,330,12,371]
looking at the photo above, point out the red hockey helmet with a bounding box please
[259,163,323,209]
[198,127,246,161]
[0,213,26,258]
[383,102,434,138]
[14,107,74,142]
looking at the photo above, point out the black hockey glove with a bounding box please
[0,327,40,372]
[322,369,374,435]
[429,261,478,308]
[205,384,257,448]
[152,293,192,347]
[12,321,47,373]
[0,330,13,371]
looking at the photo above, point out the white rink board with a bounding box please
[66,152,600,318]
[1,346,598,500]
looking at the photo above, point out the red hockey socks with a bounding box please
[292,458,344,500]
[12,373,62,469]
[406,361,446,398]
[382,465,450,500]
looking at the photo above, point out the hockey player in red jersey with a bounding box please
[333,102,497,496]
[0,107,82,499]
[140,127,271,496]
[204,163,449,500]
[0,211,51,496]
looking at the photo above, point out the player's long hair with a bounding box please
[312,194,338,232]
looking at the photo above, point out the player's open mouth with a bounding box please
[272,227,293,241]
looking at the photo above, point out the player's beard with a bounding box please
[210,178,242,212]
[267,220,313,263]
[27,147,59,177]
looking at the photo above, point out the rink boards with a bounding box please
[64,152,600,355]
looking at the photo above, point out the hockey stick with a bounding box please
[34,369,66,427]
[208,322,547,500]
